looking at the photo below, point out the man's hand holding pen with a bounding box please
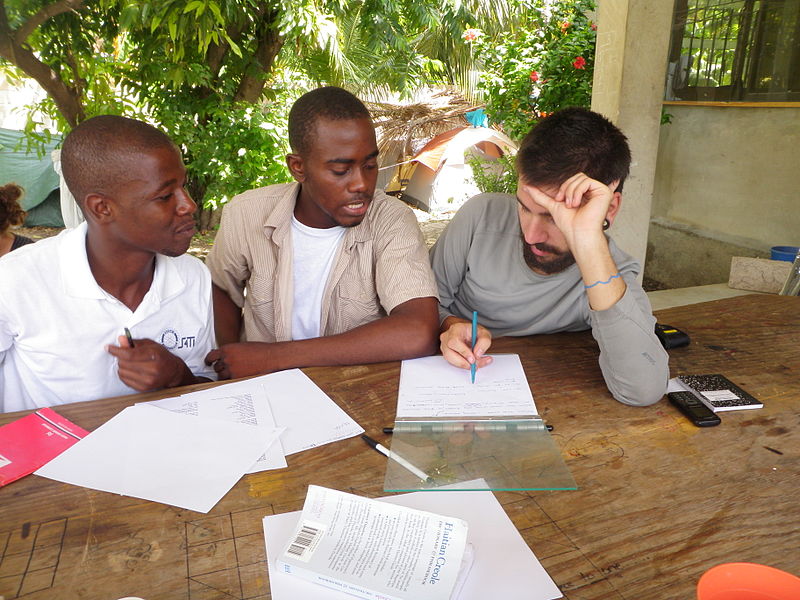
[107,335,194,391]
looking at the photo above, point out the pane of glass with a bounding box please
[749,3,784,92]
[665,0,800,101]
[383,419,578,492]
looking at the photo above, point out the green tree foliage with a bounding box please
[0,0,519,222]
[0,0,123,132]
[466,0,596,142]
[460,0,595,195]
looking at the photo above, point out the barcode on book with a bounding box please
[285,521,325,562]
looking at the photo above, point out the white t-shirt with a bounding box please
[290,216,346,340]
[0,223,217,413]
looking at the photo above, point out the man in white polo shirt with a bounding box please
[0,115,215,413]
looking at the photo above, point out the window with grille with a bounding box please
[665,0,800,101]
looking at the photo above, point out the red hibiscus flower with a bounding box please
[529,70,539,82]
[572,56,586,69]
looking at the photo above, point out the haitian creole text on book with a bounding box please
[277,485,471,600]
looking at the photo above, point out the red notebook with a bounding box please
[0,408,89,486]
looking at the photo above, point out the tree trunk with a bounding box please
[197,205,221,232]
[0,42,85,127]
[233,25,283,104]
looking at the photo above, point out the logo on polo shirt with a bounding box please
[160,328,196,350]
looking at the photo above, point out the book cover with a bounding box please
[0,408,89,486]
[277,485,470,600]
[264,483,563,600]
[677,374,763,412]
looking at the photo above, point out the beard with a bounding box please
[520,234,576,274]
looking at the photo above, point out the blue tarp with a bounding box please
[0,128,63,226]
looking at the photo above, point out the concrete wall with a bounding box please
[591,0,674,278]
[646,105,800,288]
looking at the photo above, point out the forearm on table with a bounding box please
[592,291,669,407]
[250,296,440,373]
[212,283,243,345]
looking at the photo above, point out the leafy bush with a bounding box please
[461,0,595,194]
[466,0,596,142]
[467,154,517,195]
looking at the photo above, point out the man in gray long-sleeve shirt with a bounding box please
[430,108,669,406]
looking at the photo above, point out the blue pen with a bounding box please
[471,310,478,384]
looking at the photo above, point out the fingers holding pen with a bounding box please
[440,321,493,371]
[107,337,183,391]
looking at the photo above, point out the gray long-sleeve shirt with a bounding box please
[429,193,669,407]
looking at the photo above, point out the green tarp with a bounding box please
[0,128,63,227]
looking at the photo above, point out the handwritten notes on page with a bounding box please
[397,354,537,419]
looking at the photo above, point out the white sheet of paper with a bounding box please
[667,378,689,394]
[263,369,364,454]
[263,480,562,600]
[177,369,363,455]
[35,403,280,513]
[148,385,288,472]
[397,354,538,418]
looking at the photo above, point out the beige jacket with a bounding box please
[206,183,437,342]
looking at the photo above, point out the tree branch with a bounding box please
[0,1,84,127]
[15,0,85,46]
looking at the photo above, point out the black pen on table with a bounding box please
[124,327,135,348]
[361,434,433,483]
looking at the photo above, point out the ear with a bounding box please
[605,190,622,224]
[83,193,115,224]
[286,153,305,183]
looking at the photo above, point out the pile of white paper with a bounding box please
[35,403,279,513]
[36,369,364,513]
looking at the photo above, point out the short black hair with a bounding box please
[516,107,631,191]
[61,115,177,205]
[288,86,371,155]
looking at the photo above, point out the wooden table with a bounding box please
[1,294,798,600]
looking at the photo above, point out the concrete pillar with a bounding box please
[591,0,674,276]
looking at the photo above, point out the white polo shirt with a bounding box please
[0,223,216,413]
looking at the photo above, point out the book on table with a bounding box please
[0,407,88,487]
[671,374,763,412]
[276,485,472,600]
[263,480,564,600]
